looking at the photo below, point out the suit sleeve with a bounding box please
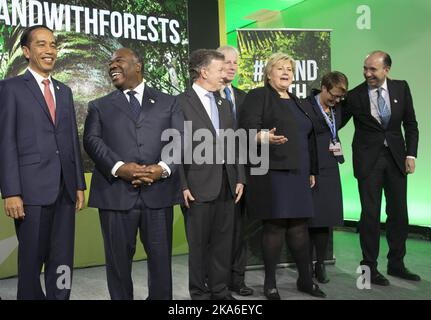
[340,96,353,129]
[402,81,419,157]
[0,83,22,198]
[69,88,86,190]
[178,164,189,191]
[83,100,122,181]
[162,97,184,174]
[238,89,264,132]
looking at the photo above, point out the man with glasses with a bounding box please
[341,50,419,286]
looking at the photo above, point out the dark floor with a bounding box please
[0,230,430,300]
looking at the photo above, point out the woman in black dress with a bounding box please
[239,53,325,299]
[302,72,348,283]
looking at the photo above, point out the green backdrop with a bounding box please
[227,0,431,227]
[1,0,430,280]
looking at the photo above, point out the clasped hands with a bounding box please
[116,162,163,188]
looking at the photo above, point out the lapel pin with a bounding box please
[217,100,222,106]
[394,99,398,103]
[149,99,155,104]
[56,86,60,90]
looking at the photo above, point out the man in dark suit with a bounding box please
[342,50,420,286]
[0,25,86,300]
[83,48,183,300]
[178,49,245,300]
[217,45,253,296]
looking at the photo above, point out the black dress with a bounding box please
[269,98,314,219]
[238,85,319,220]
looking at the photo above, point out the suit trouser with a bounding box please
[15,182,75,300]
[186,173,235,300]
[230,198,248,288]
[99,195,173,300]
[358,147,408,272]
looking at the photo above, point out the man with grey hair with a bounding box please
[178,49,245,300]
[342,50,419,286]
[217,45,253,296]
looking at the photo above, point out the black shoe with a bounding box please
[297,281,326,298]
[387,267,421,281]
[314,263,330,284]
[221,294,237,300]
[264,288,281,300]
[371,271,390,286]
[231,284,254,296]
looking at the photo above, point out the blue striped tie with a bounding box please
[224,86,236,123]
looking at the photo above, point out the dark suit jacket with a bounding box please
[0,70,86,205]
[341,79,419,179]
[238,84,318,219]
[232,86,246,121]
[177,87,245,202]
[301,90,344,169]
[83,85,183,211]
[238,83,318,173]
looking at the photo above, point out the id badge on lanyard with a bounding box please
[316,97,343,157]
[329,141,343,156]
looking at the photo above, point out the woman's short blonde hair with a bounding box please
[263,52,296,85]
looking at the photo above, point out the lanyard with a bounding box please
[315,95,337,142]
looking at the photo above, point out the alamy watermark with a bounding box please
[356,265,371,290]
[160,121,270,175]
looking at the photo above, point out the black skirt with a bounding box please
[309,166,343,227]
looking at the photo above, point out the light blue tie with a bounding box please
[377,87,391,128]
[224,86,236,123]
[206,92,219,134]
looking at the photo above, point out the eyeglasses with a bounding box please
[328,90,346,101]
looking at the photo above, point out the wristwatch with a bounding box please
[161,167,169,179]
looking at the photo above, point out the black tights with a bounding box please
[309,227,330,265]
[262,218,313,289]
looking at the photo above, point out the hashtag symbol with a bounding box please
[253,60,265,82]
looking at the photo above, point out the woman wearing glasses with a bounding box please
[301,71,348,284]
[239,52,325,299]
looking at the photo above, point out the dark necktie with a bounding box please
[42,79,56,123]
[127,90,141,118]
[224,86,236,123]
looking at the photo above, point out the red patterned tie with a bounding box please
[42,79,56,123]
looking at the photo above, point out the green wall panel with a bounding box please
[228,0,431,226]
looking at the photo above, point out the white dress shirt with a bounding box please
[367,78,415,160]
[192,83,213,120]
[368,78,390,125]
[28,67,56,106]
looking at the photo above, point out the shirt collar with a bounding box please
[380,78,388,92]
[368,78,388,94]
[124,81,145,96]
[27,67,52,85]
[222,84,232,91]
[192,82,211,100]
